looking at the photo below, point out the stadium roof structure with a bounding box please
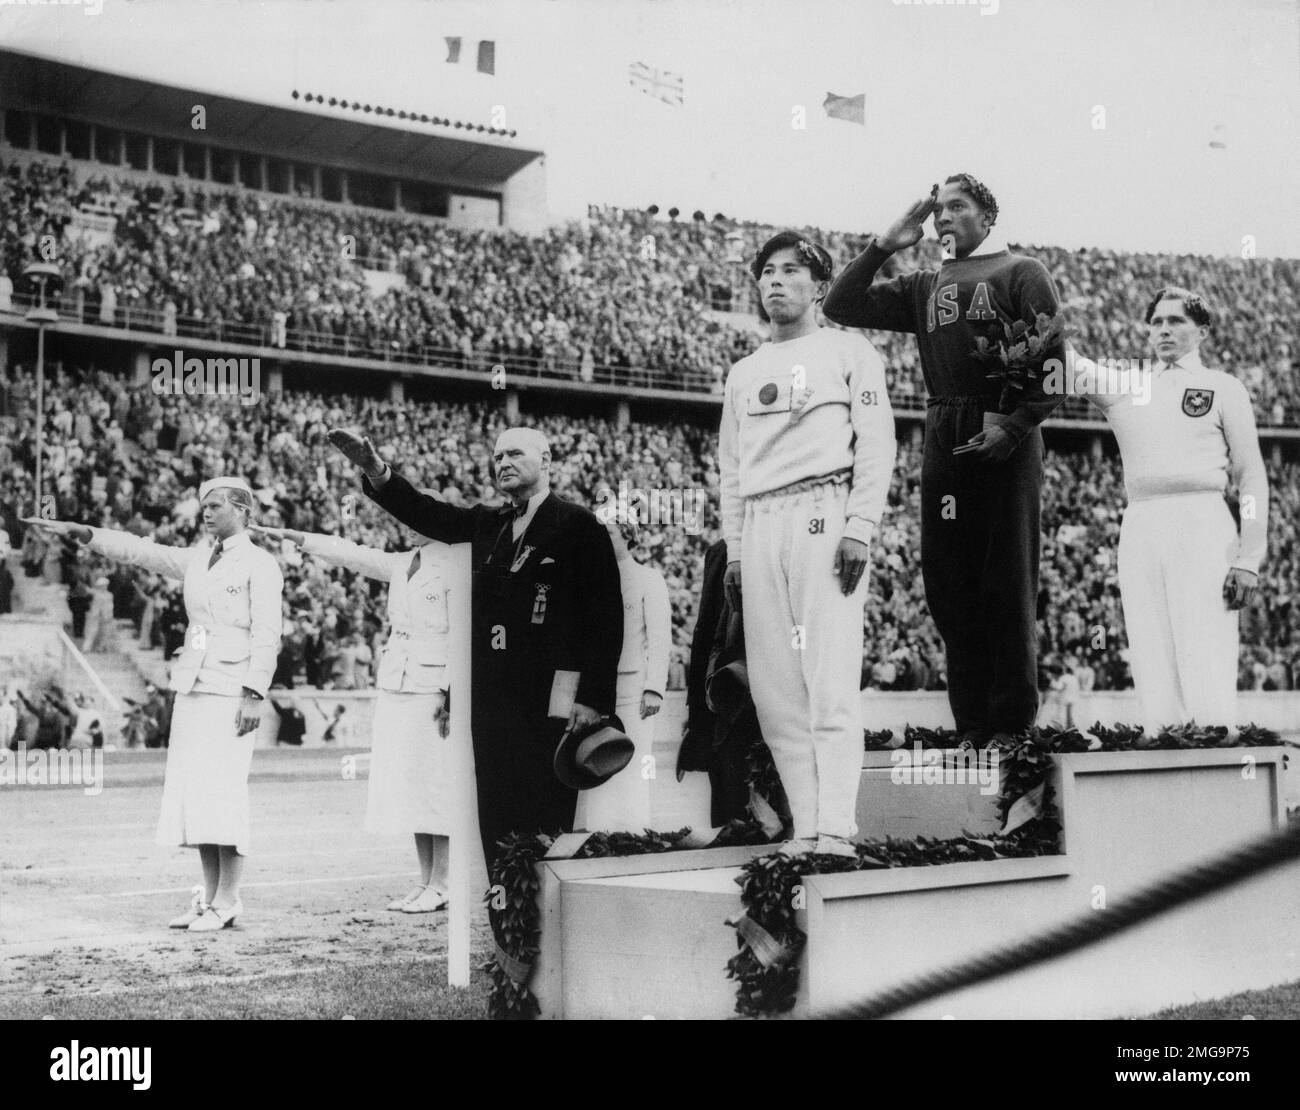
[0,48,542,186]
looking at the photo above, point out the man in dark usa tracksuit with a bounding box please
[823,174,1065,743]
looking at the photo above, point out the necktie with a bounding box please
[510,499,528,540]
[406,550,421,580]
[207,540,223,570]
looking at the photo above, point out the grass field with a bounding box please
[1,747,499,1019]
[2,743,1297,1020]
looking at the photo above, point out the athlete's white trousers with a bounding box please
[1117,492,1239,734]
[574,674,656,834]
[741,480,866,840]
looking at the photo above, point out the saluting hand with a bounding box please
[877,185,940,253]
[249,524,306,547]
[20,518,92,544]
[328,428,387,480]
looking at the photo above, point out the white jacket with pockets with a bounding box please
[301,534,450,694]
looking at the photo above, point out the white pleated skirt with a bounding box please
[157,691,256,856]
[365,691,451,837]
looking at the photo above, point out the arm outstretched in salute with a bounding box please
[23,518,197,580]
[328,427,484,544]
[253,524,404,583]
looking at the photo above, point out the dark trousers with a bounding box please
[473,713,577,873]
[707,737,751,828]
[920,400,1042,734]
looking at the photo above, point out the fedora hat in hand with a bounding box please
[553,714,633,790]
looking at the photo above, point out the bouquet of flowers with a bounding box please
[971,310,1072,415]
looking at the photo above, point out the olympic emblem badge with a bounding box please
[226,584,241,595]
[1182,388,1214,418]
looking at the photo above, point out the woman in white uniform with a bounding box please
[254,523,453,914]
[25,477,283,932]
[575,515,671,833]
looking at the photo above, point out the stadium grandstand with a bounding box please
[4,48,1300,748]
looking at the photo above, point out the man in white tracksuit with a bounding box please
[1060,286,1268,733]
[576,515,671,833]
[720,231,896,858]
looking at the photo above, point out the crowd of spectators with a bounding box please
[3,153,1299,421]
[4,362,1300,708]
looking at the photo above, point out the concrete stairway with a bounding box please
[5,558,152,743]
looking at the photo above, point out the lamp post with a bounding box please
[22,262,61,519]
[724,230,746,313]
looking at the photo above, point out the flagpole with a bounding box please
[446,543,477,989]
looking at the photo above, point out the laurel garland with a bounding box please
[486,721,1281,1019]
[725,830,1055,1017]
[484,818,770,1019]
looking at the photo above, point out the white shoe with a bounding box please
[777,838,816,858]
[188,900,242,932]
[168,887,208,929]
[387,885,427,911]
[401,885,448,913]
[814,834,858,859]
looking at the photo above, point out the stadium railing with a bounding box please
[3,288,1293,426]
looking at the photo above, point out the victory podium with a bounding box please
[531,747,1298,1019]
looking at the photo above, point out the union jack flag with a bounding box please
[628,61,684,106]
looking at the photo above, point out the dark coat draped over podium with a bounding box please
[679,537,782,828]
[364,469,623,867]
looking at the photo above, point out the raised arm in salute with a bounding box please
[26,477,283,932]
[327,426,623,871]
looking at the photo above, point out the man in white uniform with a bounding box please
[576,515,671,833]
[720,232,896,858]
[1063,286,1268,733]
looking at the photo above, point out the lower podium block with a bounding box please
[533,846,772,1020]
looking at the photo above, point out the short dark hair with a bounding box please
[944,173,999,226]
[750,231,834,283]
[1144,286,1213,331]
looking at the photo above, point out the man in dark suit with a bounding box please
[328,426,623,868]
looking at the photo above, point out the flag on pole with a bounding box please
[445,37,496,74]
[823,91,865,125]
[629,61,685,106]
